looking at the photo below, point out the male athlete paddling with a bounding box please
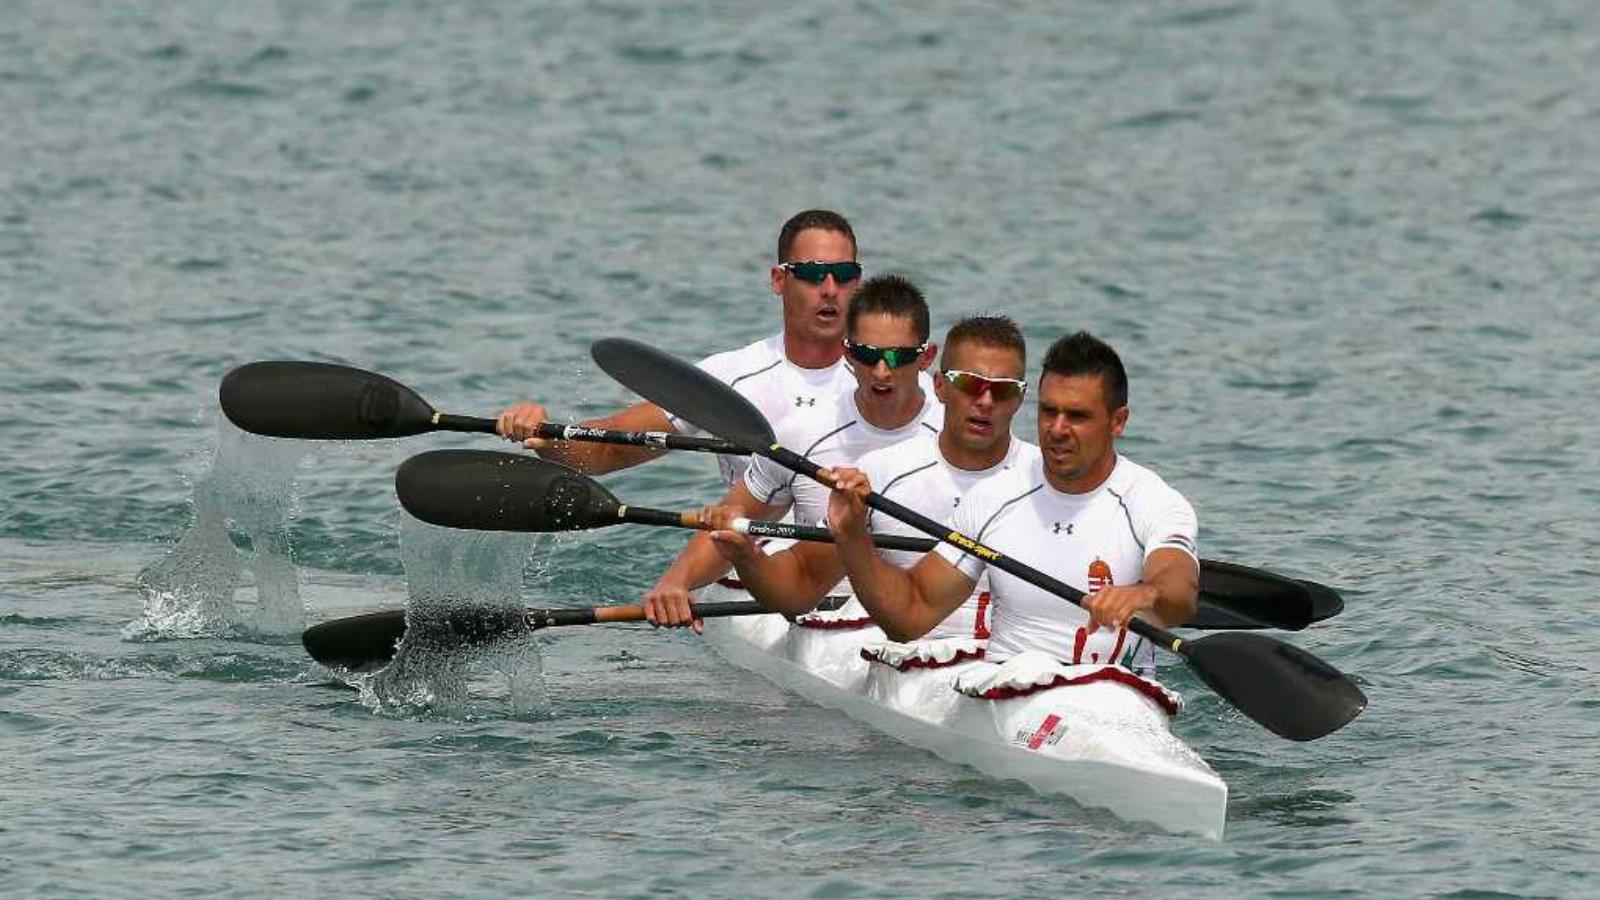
[496,210,862,485]
[643,275,943,630]
[825,331,1198,675]
[706,315,1038,641]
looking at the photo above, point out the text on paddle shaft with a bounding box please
[944,531,1002,562]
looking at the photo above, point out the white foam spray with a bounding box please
[355,516,551,717]
[128,418,307,640]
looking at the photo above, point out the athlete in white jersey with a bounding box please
[667,332,858,485]
[643,275,940,629]
[931,454,1194,673]
[707,317,1038,642]
[742,383,942,531]
[857,432,1039,639]
[827,331,1200,676]
[494,210,861,483]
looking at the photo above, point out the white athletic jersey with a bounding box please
[933,455,1198,675]
[743,388,943,531]
[664,333,857,485]
[855,433,1041,640]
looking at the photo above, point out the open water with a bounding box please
[3,1,1598,897]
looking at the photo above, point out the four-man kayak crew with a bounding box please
[492,209,1198,673]
[496,209,862,484]
[642,275,943,631]
[704,315,1038,641]
[819,331,1199,676]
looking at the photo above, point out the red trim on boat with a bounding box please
[973,666,1180,716]
[860,645,986,671]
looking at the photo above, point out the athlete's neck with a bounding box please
[782,332,844,369]
[853,386,925,432]
[937,429,1012,472]
[1042,452,1118,494]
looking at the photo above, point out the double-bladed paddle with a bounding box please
[393,449,1323,632]
[302,596,850,671]
[219,360,743,453]
[299,450,1332,671]
[589,337,1368,742]
[222,361,1341,632]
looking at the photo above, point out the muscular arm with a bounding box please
[1082,547,1199,631]
[528,400,674,474]
[721,541,846,617]
[645,480,786,628]
[827,469,975,642]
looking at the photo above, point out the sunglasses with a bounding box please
[845,339,927,369]
[942,369,1028,402]
[779,260,863,285]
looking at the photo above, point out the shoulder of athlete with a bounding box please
[855,430,940,485]
[953,457,1036,517]
[1108,456,1199,533]
[695,333,783,381]
[1109,455,1190,502]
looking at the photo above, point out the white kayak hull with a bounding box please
[696,583,1228,839]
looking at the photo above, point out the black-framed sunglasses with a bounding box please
[845,339,927,369]
[779,260,863,285]
[942,369,1028,402]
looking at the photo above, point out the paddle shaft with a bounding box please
[613,504,1310,631]
[432,414,747,456]
[539,599,788,627]
[613,504,935,552]
[302,596,851,669]
[763,445,1193,656]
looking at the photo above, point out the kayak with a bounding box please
[694,580,1229,839]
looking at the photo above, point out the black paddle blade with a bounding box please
[1182,632,1367,741]
[303,610,408,669]
[302,607,533,669]
[1189,561,1317,631]
[396,449,621,532]
[590,338,775,451]
[1299,579,1346,622]
[1184,604,1269,631]
[220,361,437,439]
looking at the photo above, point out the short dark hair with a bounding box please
[940,315,1026,369]
[777,209,856,262]
[1040,331,1128,410]
[846,274,930,343]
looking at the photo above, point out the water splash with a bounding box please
[354,517,551,717]
[128,419,307,640]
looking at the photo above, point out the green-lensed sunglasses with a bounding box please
[844,339,927,369]
[779,260,862,285]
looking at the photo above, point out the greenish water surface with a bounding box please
[3,1,1598,897]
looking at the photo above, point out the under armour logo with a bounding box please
[795,396,815,407]
[1052,522,1073,535]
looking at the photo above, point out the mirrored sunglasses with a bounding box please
[942,369,1027,402]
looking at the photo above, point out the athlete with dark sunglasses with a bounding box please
[643,275,943,631]
[495,210,863,485]
[778,260,863,286]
